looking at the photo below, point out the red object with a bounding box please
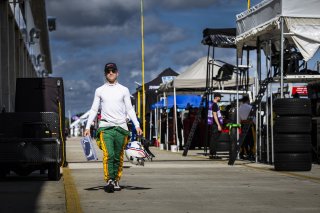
[221,128,229,133]
[292,86,308,96]
[154,139,160,147]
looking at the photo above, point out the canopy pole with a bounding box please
[159,107,162,146]
[164,92,169,151]
[258,39,262,162]
[280,16,284,98]
[269,39,274,164]
[246,49,250,91]
[155,107,157,140]
[236,53,240,126]
[174,87,179,151]
[204,45,211,155]
[149,110,152,141]
[270,91,274,164]
[266,55,270,164]
[255,36,261,163]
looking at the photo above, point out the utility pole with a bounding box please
[140,0,146,137]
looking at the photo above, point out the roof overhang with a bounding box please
[30,0,53,74]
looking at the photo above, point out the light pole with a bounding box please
[140,0,146,137]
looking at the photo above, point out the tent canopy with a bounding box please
[159,57,254,90]
[151,95,201,110]
[236,0,320,61]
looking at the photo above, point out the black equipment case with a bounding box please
[0,78,66,180]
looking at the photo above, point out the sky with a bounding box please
[46,0,319,116]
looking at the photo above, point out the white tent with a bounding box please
[163,56,254,90]
[236,0,320,61]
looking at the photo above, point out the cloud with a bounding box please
[47,0,139,27]
[171,45,207,66]
[145,0,226,10]
[64,79,95,113]
[47,0,252,114]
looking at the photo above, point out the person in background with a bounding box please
[239,95,255,160]
[84,62,142,193]
[209,93,224,159]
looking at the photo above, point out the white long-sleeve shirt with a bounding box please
[85,82,140,131]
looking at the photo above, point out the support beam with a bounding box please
[0,0,10,112]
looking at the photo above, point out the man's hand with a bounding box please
[218,125,222,132]
[84,129,91,137]
[136,127,143,135]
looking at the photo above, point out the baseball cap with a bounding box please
[214,92,223,98]
[104,62,118,72]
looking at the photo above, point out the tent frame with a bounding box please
[236,0,320,164]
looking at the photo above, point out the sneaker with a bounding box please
[114,180,121,191]
[104,179,115,193]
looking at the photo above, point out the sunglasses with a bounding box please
[105,69,117,74]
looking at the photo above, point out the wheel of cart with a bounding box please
[0,167,10,179]
[48,162,61,181]
[226,123,241,165]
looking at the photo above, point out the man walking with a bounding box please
[209,93,223,159]
[239,95,255,160]
[84,62,142,193]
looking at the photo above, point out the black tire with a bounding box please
[228,128,237,165]
[274,116,311,133]
[273,98,311,116]
[274,134,312,153]
[274,153,312,171]
[0,169,7,179]
[218,133,230,142]
[216,141,230,152]
[48,163,61,181]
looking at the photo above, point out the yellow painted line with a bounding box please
[63,167,83,213]
[243,164,320,184]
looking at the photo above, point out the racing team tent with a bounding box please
[160,56,254,90]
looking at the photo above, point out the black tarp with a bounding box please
[202,28,237,48]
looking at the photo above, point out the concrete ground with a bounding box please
[0,136,320,213]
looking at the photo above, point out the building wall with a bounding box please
[0,0,48,112]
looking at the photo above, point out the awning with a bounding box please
[235,0,320,61]
[285,17,320,61]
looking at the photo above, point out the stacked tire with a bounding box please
[273,98,312,171]
[216,132,230,152]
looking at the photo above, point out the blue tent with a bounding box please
[151,95,201,110]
